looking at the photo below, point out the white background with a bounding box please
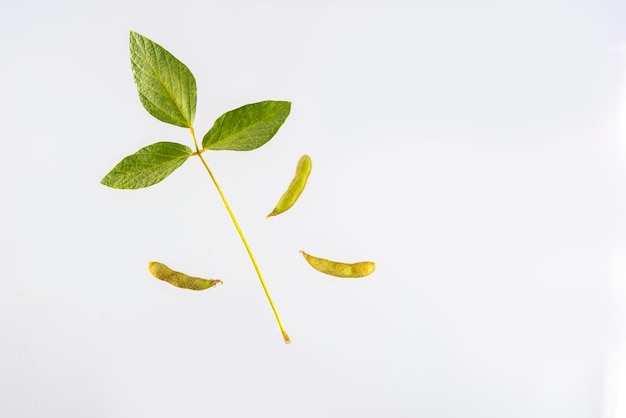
[1,0,626,417]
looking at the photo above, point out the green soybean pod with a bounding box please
[300,251,375,278]
[148,261,223,290]
[266,154,312,219]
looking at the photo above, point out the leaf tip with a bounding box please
[100,176,113,188]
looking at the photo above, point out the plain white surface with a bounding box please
[1,1,626,417]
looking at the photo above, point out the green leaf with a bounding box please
[202,101,291,151]
[101,142,192,189]
[129,31,196,128]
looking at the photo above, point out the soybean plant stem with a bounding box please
[189,127,291,344]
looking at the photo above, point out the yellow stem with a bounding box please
[189,127,290,344]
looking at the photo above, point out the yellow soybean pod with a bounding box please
[300,251,375,278]
[266,154,312,219]
[148,261,223,290]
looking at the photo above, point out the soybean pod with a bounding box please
[266,154,312,219]
[148,261,223,290]
[300,251,375,278]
